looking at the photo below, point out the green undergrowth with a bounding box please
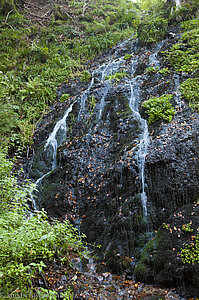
[180,77,199,109]
[142,94,175,124]
[165,17,199,109]
[0,0,139,154]
[0,149,86,298]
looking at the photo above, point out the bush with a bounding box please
[138,17,168,45]
[180,78,199,109]
[0,149,86,295]
[165,28,199,75]
[142,94,175,124]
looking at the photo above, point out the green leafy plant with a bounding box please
[180,78,199,109]
[138,17,168,45]
[0,149,86,295]
[180,235,199,264]
[60,94,70,102]
[165,28,199,75]
[159,67,170,75]
[142,94,175,124]
[144,66,159,74]
[105,70,127,84]
[81,70,91,82]
[124,53,132,60]
[182,222,193,232]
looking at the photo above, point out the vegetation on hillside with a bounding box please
[0,0,139,153]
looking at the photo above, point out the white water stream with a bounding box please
[128,67,149,217]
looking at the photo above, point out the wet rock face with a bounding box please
[39,88,147,273]
[146,109,199,228]
[30,35,199,293]
[134,202,199,297]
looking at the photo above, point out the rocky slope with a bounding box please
[29,31,199,297]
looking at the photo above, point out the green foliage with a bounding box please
[37,288,73,300]
[158,67,170,75]
[124,53,132,60]
[165,28,199,75]
[182,222,193,232]
[180,18,199,31]
[180,78,199,109]
[0,149,86,295]
[144,66,159,74]
[138,17,168,45]
[105,70,127,84]
[0,149,32,210]
[180,235,199,264]
[142,94,175,124]
[169,0,199,22]
[60,94,70,102]
[0,2,138,152]
[81,70,91,82]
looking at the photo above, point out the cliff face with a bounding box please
[30,33,199,295]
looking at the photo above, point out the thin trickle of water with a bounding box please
[148,40,165,68]
[129,61,149,217]
[78,77,95,119]
[98,83,110,120]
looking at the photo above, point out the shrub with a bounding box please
[180,77,199,109]
[142,94,175,124]
[138,17,168,45]
[0,149,86,295]
[165,28,199,75]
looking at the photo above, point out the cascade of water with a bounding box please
[30,102,75,210]
[45,102,75,169]
[78,77,95,120]
[129,61,149,217]
[148,40,165,68]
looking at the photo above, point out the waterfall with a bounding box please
[30,102,75,209]
[128,66,149,217]
[148,40,165,68]
[30,40,167,219]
